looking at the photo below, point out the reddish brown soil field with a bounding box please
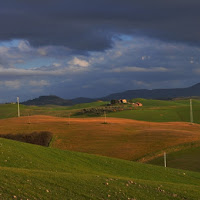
[1,115,200,160]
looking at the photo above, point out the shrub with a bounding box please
[0,131,53,147]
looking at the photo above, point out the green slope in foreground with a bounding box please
[1,139,200,200]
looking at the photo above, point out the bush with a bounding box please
[76,106,133,116]
[0,131,53,147]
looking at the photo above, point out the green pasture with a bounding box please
[1,137,200,199]
[1,99,200,123]
[0,101,108,119]
[0,104,27,119]
[148,146,200,173]
[108,99,200,123]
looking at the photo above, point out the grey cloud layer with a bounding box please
[1,36,200,102]
[1,0,200,51]
[1,1,200,102]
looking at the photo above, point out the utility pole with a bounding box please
[190,99,193,124]
[17,97,20,117]
[164,152,167,168]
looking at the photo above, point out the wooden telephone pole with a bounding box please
[17,97,20,117]
[164,152,167,168]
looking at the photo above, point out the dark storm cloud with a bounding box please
[1,0,200,51]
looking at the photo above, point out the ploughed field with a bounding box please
[1,115,200,161]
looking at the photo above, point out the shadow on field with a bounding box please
[0,131,53,147]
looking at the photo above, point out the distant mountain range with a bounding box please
[102,83,200,100]
[22,95,73,106]
[22,83,200,106]
[22,95,95,106]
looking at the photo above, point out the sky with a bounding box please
[1,0,200,102]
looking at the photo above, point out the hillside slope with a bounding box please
[22,95,73,106]
[20,83,200,105]
[102,83,200,100]
[107,98,200,123]
[147,145,200,172]
[1,115,200,161]
[1,137,200,199]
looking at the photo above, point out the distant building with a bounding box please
[119,99,127,104]
[135,102,143,107]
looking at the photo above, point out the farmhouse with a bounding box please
[134,102,143,107]
[119,99,127,104]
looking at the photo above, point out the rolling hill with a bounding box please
[20,83,200,106]
[102,82,200,100]
[20,82,200,106]
[147,144,200,173]
[22,95,73,106]
[1,137,200,199]
[1,115,200,161]
[2,98,200,124]
[2,100,200,199]
[22,96,95,106]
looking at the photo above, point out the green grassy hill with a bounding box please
[1,138,200,199]
[107,99,200,123]
[0,101,108,119]
[0,104,27,119]
[147,145,200,173]
[2,98,200,123]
